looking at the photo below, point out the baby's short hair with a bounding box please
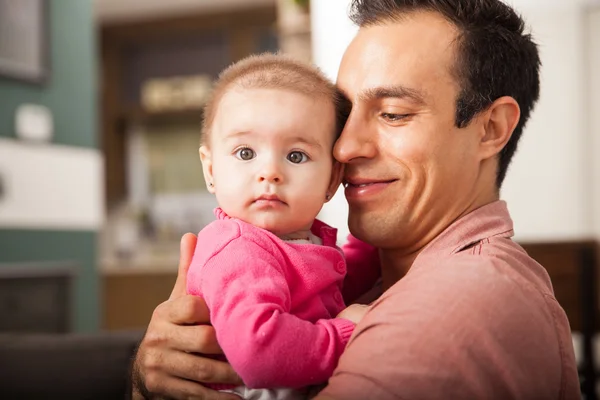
[201,53,348,145]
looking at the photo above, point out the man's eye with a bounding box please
[235,147,255,160]
[381,112,409,122]
[287,151,309,164]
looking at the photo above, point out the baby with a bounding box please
[187,53,380,400]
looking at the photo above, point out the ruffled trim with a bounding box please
[213,207,231,221]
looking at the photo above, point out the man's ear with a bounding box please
[199,145,216,194]
[479,96,521,160]
[325,161,344,202]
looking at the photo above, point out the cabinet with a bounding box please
[0,263,75,333]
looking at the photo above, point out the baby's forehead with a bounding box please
[213,88,338,145]
[221,84,336,103]
[217,86,337,118]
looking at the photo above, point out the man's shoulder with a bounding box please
[412,236,554,300]
[385,242,555,324]
[362,245,561,365]
[343,238,576,400]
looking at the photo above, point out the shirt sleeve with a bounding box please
[192,234,356,389]
[341,234,381,304]
[317,256,566,400]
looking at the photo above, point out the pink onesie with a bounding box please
[186,208,379,390]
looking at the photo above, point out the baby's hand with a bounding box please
[337,303,371,325]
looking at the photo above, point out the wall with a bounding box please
[501,3,591,242]
[312,0,355,242]
[312,0,598,244]
[589,7,600,240]
[94,0,274,23]
[0,0,101,332]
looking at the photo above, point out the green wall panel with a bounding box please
[0,0,99,332]
[0,0,97,148]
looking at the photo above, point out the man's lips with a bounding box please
[343,178,398,188]
[343,178,398,200]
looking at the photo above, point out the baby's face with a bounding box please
[200,87,341,236]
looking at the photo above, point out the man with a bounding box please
[131,0,580,399]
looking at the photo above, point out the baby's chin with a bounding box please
[223,207,311,237]
[251,217,304,237]
[254,220,293,236]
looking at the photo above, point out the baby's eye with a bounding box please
[287,151,309,164]
[235,147,255,161]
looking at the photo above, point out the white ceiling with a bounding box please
[94,0,275,23]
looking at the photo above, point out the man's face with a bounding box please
[336,12,485,250]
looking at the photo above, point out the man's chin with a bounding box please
[348,213,376,243]
[348,210,401,248]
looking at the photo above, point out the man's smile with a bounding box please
[343,177,398,200]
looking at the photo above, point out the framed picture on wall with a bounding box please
[0,0,49,84]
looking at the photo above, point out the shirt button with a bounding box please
[335,261,345,274]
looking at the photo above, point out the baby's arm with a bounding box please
[188,226,355,390]
[341,234,381,304]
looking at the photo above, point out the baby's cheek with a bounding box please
[298,192,328,217]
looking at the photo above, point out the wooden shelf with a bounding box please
[119,106,204,127]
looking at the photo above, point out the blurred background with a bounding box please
[0,0,599,394]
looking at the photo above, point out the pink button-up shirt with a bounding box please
[187,208,379,389]
[321,200,580,400]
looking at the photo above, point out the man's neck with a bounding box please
[379,248,420,291]
[378,188,500,291]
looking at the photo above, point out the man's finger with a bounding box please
[154,296,222,354]
[163,324,222,355]
[144,373,240,400]
[170,232,198,300]
[168,351,243,386]
[164,295,211,326]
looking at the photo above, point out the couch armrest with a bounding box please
[0,330,143,399]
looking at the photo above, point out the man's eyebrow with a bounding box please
[359,85,427,105]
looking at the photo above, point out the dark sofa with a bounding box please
[0,330,143,399]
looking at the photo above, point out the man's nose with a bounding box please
[258,161,283,183]
[333,109,377,163]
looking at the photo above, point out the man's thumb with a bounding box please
[169,232,198,300]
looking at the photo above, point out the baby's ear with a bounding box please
[325,161,344,202]
[199,146,216,193]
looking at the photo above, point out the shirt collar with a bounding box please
[419,200,514,257]
[310,218,338,247]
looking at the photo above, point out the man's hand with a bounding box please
[131,233,243,399]
[336,304,371,325]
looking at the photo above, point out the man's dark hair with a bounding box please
[349,0,541,187]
